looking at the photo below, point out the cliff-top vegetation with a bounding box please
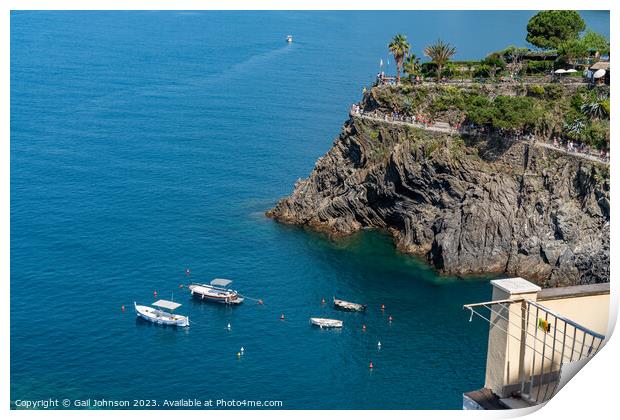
[365,83,609,150]
[375,11,610,150]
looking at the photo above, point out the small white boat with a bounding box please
[189,279,244,304]
[134,299,189,327]
[310,317,343,328]
[333,297,366,312]
[286,35,293,43]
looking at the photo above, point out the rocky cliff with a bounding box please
[267,86,610,287]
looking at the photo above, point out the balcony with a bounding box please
[463,278,609,410]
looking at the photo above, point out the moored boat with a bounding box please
[310,317,343,328]
[134,300,190,327]
[188,278,244,304]
[286,35,293,43]
[333,297,366,312]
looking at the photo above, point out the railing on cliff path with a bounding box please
[349,106,610,165]
[374,75,590,87]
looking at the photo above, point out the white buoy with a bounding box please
[227,323,231,330]
[240,346,245,353]
[377,341,382,348]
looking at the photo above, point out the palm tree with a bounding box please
[388,34,411,83]
[403,54,421,81]
[424,39,457,80]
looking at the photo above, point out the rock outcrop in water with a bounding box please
[267,85,610,287]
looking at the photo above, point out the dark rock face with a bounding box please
[267,118,610,287]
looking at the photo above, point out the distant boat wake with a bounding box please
[147,44,295,93]
[223,44,292,79]
[77,44,294,109]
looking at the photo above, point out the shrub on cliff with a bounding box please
[524,84,563,101]
[462,95,543,131]
[527,85,545,98]
[473,64,492,78]
[426,89,544,132]
[543,84,565,100]
[525,60,554,75]
[584,120,610,149]
[482,53,506,78]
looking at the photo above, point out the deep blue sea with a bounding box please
[11,11,609,409]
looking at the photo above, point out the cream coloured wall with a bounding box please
[539,294,609,337]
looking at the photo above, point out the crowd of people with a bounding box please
[373,72,589,87]
[350,104,456,132]
[350,104,609,163]
[376,73,426,85]
[551,137,609,162]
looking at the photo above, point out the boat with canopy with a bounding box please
[134,299,190,327]
[188,278,244,304]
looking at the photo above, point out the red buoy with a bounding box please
[258,299,264,305]
[369,361,374,369]
[121,305,125,312]
[381,304,385,310]
[280,313,285,320]
[321,298,326,304]
[388,315,393,322]
[179,284,184,288]
[153,290,158,297]
[362,324,367,331]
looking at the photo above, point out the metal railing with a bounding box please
[464,298,605,405]
[349,107,610,165]
[374,75,589,87]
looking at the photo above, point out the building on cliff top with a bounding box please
[589,60,610,85]
[463,277,609,410]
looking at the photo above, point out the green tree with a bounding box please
[557,39,589,67]
[424,39,457,80]
[585,120,609,149]
[388,34,411,83]
[502,46,529,77]
[483,52,505,78]
[526,10,585,49]
[581,30,610,57]
[474,64,492,78]
[403,54,421,80]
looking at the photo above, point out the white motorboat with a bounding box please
[333,297,366,312]
[189,278,244,304]
[134,299,189,327]
[310,317,343,328]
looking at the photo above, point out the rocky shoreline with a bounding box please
[267,86,610,287]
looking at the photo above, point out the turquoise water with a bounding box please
[11,11,609,409]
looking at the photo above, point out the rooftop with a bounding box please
[590,61,610,70]
[538,282,610,301]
